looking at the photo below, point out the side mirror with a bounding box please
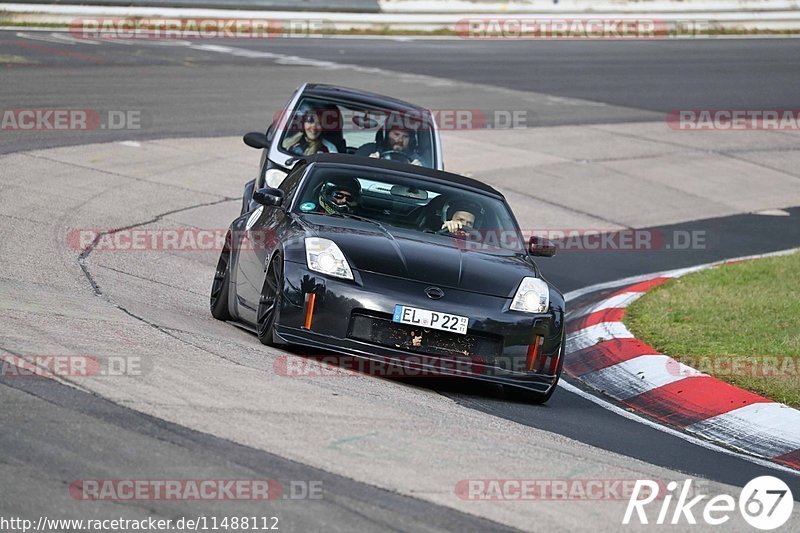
[528,236,557,257]
[243,131,270,149]
[252,187,284,207]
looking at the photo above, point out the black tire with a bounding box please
[210,233,233,321]
[257,254,284,346]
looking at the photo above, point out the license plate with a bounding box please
[392,305,469,335]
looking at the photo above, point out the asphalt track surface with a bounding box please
[3,34,800,153]
[2,32,800,529]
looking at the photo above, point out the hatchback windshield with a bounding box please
[279,97,437,169]
[295,165,526,254]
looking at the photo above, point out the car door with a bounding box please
[234,205,282,325]
[234,164,306,325]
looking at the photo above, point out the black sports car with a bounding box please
[210,153,565,403]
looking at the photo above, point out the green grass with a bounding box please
[624,251,800,407]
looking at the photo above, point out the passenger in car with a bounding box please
[285,109,339,156]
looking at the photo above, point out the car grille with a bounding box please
[348,311,502,364]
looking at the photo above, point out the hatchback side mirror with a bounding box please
[243,131,270,149]
[528,236,557,257]
[253,187,284,207]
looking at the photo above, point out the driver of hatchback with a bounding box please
[355,112,427,166]
[367,125,423,166]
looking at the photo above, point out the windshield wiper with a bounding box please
[328,212,393,235]
[328,212,372,223]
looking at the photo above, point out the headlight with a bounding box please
[265,168,288,188]
[305,238,353,280]
[510,277,550,313]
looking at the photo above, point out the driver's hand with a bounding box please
[442,220,465,233]
[369,151,380,158]
[411,159,422,166]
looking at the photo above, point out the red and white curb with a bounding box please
[564,249,800,471]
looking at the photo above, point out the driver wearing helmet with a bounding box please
[318,176,361,215]
[369,124,424,166]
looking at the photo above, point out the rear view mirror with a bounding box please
[243,131,270,149]
[353,113,379,129]
[528,236,557,257]
[253,187,284,207]
[390,185,428,201]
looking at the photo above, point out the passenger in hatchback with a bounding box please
[285,109,339,156]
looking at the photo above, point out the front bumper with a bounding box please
[277,261,564,392]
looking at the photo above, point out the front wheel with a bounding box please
[210,233,233,321]
[257,255,284,346]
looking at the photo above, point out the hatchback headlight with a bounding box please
[265,168,288,188]
[510,277,549,313]
[305,238,353,280]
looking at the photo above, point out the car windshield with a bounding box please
[278,96,437,169]
[294,165,526,254]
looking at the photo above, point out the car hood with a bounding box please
[300,215,536,298]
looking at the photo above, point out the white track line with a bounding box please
[566,321,633,353]
[564,248,799,303]
[568,290,644,320]
[3,26,800,40]
[687,403,800,459]
[560,380,800,476]
[560,246,800,476]
[579,355,695,400]
[15,30,100,45]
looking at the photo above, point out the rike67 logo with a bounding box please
[624,476,794,529]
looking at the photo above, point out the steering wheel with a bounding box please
[379,150,413,163]
[435,226,480,240]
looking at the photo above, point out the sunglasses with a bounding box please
[303,114,320,124]
[331,191,354,201]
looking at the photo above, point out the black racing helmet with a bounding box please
[319,176,361,215]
